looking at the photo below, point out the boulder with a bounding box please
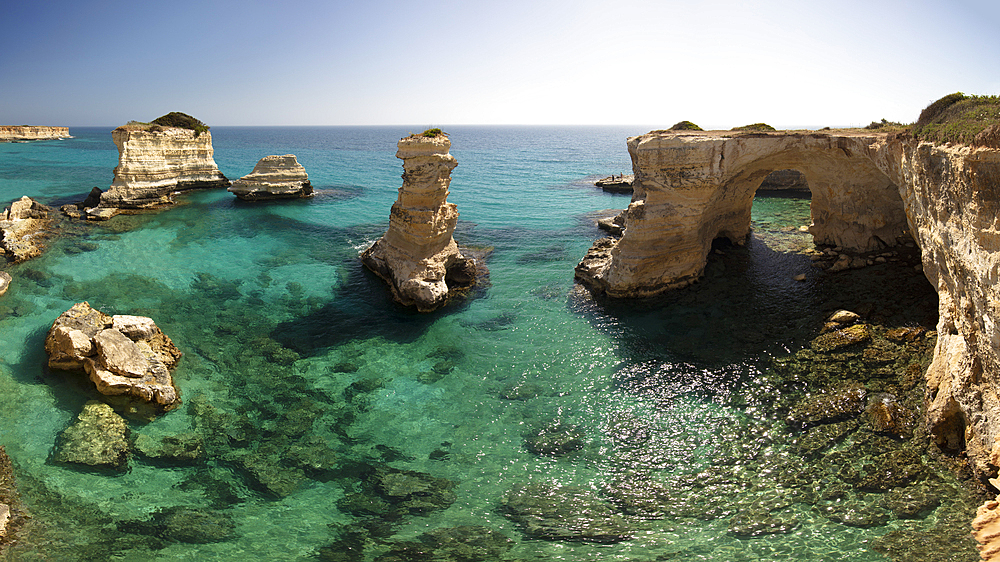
[1,196,53,262]
[54,400,130,469]
[45,302,183,413]
[0,271,9,296]
[228,154,313,200]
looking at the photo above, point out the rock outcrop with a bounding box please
[1,196,53,262]
[575,131,908,297]
[99,124,229,209]
[574,129,1000,488]
[361,133,479,312]
[0,126,70,142]
[228,154,313,200]
[45,302,183,413]
[0,272,10,297]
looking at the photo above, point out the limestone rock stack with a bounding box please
[361,133,478,312]
[99,124,229,210]
[228,154,313,200]
[0,126,70,142]
[45,302,184,414]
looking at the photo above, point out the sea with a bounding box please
[0,127,980,561]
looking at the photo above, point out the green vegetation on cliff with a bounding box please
[421,128,444,138]
[732,123,776,132]
[911,93,1000,147]
[669,121,703,131]
[152,112,210,137]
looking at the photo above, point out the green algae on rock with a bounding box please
[54,400,130,470]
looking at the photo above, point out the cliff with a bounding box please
[228,154,313,201]
[361,134,478,312]
[0,126,70,142]
[575,129,1000,490]
[100,126,229,209]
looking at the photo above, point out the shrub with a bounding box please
[151,112,210,137]
[669,121,703,131]
[731,123,776,132]
[911,93,1000,145]
[864,118,906,130]
[422,128,444,137]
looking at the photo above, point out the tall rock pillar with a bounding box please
[362,133,477,312]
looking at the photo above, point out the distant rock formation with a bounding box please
[0,126,70,142]
[99,120,229,210]
[361,133,478,312]
[758,169,808,190]
[1,196,53,262]
[228,154,313,200]
[45,302,183,414]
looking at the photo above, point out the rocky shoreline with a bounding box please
[0,126,70,142]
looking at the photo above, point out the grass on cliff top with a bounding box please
[117,112,210,137]
[669,120,703,131]
[911,92,1000,147]
[731,123,776,132]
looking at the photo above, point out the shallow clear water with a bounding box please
[0,128,977,561]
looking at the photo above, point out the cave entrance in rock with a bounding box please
[748,169,813,253]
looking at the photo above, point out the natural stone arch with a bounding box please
[576,132,910,297]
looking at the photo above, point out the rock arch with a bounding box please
[576,131,909,297]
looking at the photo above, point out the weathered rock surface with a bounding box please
[1,196,53,262]
[575,131,908,297]
[0,271,9,297]
[974,493,1000,561]
[361,134,479,312]
[0,126,70,142]
[574,129,1000,491]
[45,302,183,412]
[54,400,130,469]
[0,447,24,545]
[228,154,313,200]
[100,125,229,209]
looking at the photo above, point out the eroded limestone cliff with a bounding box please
[575,130,1000,494]
[361,134,477,312]
[100,126,229,209]
[0,126,70,142]
[228,154,313,201]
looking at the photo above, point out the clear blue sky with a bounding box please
[1,0,997,128]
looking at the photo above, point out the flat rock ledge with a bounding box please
[45,302,183,414]
[228,154,313,201]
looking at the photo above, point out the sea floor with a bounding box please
[0,163,985,561]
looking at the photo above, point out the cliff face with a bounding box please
[228,154,313,200]
[361,135,477,312]
[0,126,70,142]
[101,127,229,209]
[576,129,1000,487]
[879,140,1000,478]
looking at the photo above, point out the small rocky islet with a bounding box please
[2,98,1000,560]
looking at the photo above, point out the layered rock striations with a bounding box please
[100,125,229,209]
[361,134,478,312]
[0,126,70,142]
[228,154,313,200]
[575,129,1000,491]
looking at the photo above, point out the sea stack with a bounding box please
[361,131,478,312]
[228,154,313,200]
[98,113,229,211]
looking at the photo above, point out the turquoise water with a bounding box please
[0,128,978,560]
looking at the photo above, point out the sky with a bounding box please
[1,0,998,128]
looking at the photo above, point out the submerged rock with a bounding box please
[374,526,513,562]
[811,324,873,353]
[45,302,183,413]
[524,420,585,456]
[786,382,867,428]
[728,510,799,537]
[228,154,313,201]
[54,400,130,469]
[134,432,204,463]
[500,482,633,543]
